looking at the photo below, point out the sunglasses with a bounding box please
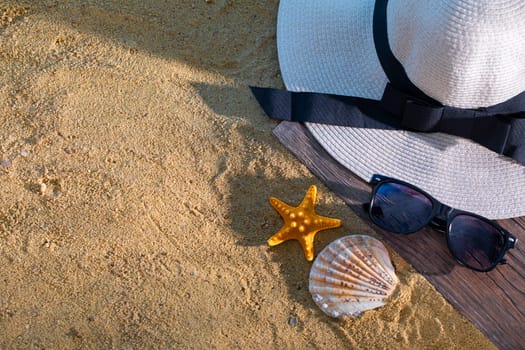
[367,175,517,272]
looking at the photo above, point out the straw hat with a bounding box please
[276,0,525,219]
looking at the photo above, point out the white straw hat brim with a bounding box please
[277,0,525,219]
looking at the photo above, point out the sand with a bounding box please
[0,1,496,349]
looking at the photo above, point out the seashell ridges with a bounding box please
[309,235,399,318]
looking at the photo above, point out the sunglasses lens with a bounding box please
[448,214,505,271]
[370,182,434,233]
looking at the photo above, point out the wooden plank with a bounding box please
[273,121,525,350]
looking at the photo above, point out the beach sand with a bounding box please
[0,1,496,349]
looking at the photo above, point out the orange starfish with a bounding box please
[267,185,342,261]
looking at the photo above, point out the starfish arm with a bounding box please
[314,215,342,230]
[267,227,290,246]
[269,196,296,215]
[299,185,317,209]
[298,232,316,262]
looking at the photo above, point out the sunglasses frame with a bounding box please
[368,174,517,272]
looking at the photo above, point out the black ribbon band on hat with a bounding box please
[372,0,439,105]
[251,84,525,157]
[250,0,525,165]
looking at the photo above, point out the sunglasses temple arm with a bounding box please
[498,236,518,266]
[508,236,518,249]
[369,175,384,186]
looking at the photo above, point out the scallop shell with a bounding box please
[309,235,399,318]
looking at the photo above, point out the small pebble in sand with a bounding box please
[0,159,12,169]
[20,150,29,157]
[31,136,44,146]
[40,182,47,195]
[288,316,298,327]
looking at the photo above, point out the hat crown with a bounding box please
[388,0,525,108]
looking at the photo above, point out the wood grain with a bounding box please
[274,121,525,350]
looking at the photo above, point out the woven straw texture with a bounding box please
[277,0,525,219]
